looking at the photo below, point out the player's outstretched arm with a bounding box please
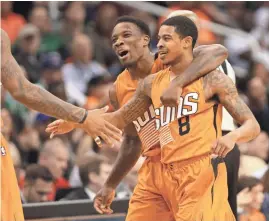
[94,129,141,214]
[110,74,155,130]
[1,29,122,145]
[161,44,228,106]
[204,70,260,157]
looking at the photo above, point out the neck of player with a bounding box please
[128,51,155,79]
[170,52,193,79]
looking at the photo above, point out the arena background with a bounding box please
[1,1,269,221]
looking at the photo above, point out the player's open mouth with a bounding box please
[159,51,167,58]
[118,50,129,59]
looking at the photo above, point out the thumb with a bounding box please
[101,105,109,113]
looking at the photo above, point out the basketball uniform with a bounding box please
[148,68,235,221]
[115,57,175,221]
[1,118,25,221]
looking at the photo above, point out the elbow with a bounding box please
[11,90,26,101]
[213,44,228,60]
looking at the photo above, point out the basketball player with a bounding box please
[91,16,260,220]
[163,10,240,219]
[46,16,233,220]
[0,29,121,221]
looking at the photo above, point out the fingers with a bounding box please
[94,199,104,214]
[45,126,58,133]
[104,122,122,142]
[218,145,226,158]
[94,198,113,214]
[99,132,113,147]
[221,148,230,158]
[211,140,219,154]
[47,120,62,128]
[100,105,109,113]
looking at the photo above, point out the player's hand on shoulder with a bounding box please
[160,83,183,107]
[94,186,116,214]
[211,133,236,158]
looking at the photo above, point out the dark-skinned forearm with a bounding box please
[173,44,228,87]
[113,82,152,129]
[15,82,86,123]
[104,135,141,189]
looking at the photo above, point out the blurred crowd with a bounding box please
[1,1,269,220]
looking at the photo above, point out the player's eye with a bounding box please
[123,33,131,38]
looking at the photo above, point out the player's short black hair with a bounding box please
[115,16,151,37]
[161,16,198,49]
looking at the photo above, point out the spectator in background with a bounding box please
[62,153,130,201]
[28,6,63,53]
[16,124,41,166]
[62,33,109,107]
[89,2,120,73]
[9,138,22,184]
[47,82,67,101]
[239,131,269,162]
[247,77,269,134]
[13,24,42,83]
[58,1,87,60]
[39,52,64,89]
[84,75,113,110]
[38,138,70,200]
[21,164,54,203]
[1,108,14,143]
[159,2,217,45]
[1,1,26,43]
[262,169,269,219]
[237,176,265,221]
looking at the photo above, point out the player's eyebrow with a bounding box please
[158,34,172,39]
[111,30,132,41]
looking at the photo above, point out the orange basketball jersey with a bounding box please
[151,68,223,164]
[115,56,165,156]
[1,118,24,221]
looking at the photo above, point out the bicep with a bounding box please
[1,54,30,97]
[214,72,254,125]
[1,29,30,96]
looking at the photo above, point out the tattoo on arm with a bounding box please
[1,29,85,123]
[173,44,228,87]
[117,75,155,126]
[204,70,254,125]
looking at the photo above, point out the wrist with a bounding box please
[173,76,184,88]
[104,181,117,190]
[79,109,88,124]
[226,131,239,143]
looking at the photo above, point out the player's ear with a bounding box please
[143,35,150,47]
[183,36,193,49]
